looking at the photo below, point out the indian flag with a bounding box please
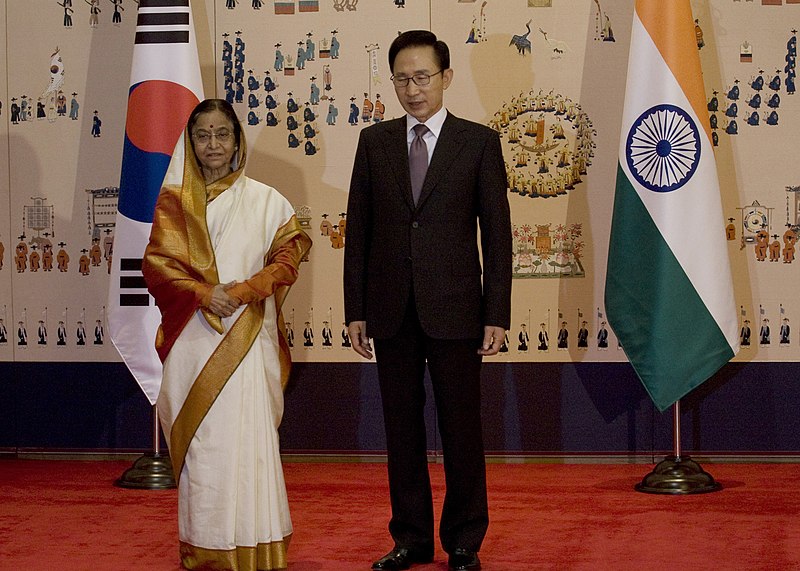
[605,0,739,412]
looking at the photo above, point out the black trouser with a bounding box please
[374,301,488,555]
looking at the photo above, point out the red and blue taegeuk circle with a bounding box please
[118,80,199,223]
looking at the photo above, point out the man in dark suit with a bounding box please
[344,30,511,571]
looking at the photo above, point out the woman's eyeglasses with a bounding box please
[192,129,233,145]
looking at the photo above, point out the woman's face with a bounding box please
[191,109,237,174]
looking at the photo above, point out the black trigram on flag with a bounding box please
[136,0,190,45]
[118,258,150,307]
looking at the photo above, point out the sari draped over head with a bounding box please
[142,121,311,571]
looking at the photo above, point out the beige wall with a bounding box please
[1,0,798,364]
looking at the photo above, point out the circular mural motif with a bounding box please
[491,89,595,200]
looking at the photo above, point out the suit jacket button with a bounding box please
[411,221,419,228]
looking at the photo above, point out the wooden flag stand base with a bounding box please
[115,405,177,490]
[635,401,721,495]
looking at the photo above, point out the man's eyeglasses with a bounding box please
[192,129,233,145]
[390,70,443,88]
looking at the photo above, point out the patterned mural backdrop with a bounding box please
[0,0,798,367]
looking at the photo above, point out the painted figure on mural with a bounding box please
[373,94,385,122]
[330,30,340,59]
[780,318,790,345]
[760,318,770,345]
[597,321,608,349]
[286,93,298,114]
[348,97,359,125]
[57,0,74,27]
[362,93,374,123]
[740,319,751,347]
[110,0,124,25]
[15,241,27,273]
[86,0,100,28]
[264,71,277,93]
[70,93,80,120]
[37,321,47,345]
[286,321,294,348]
[557,321,568,349]
[42,243,54,272]
[321,321,332,347]
[29,247,40,272]
[783,228,797,263]
[90,239,102,266]
[518,323,529,351]
[327,225,342,248]
[296,41,307,70]
[57,321,67,346]
[309,77,320,105]
[57,91,67,116]
[57,244,70,272]
[694,19,704,49]
[94,320,104,344]
[247,71,260,91]
[537,322,548,351]
[78,250,91,275]
[91,110,102,137]
[577,321,589,348]
[323,64,333,91]
[17,322,27,346]
[305,33,316,62]
[326,98,338,125]
[10,98,19,124]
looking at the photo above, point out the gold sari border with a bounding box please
[179,534,291,571]
[169,299,265,483]
[270,215,313,389]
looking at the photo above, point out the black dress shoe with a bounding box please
[448,548,481,571]
[371,547,434,570]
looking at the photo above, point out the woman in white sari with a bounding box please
[143,99,311,571]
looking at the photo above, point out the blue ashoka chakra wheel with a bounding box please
[625,104,701,193]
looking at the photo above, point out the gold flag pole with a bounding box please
[635,399,721,494]
[114,405,176,490]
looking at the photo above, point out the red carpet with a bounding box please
[1,459,799,570]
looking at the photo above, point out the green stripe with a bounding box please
[605,164,734,411]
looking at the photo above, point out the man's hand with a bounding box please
[478,325,505,356]
[348,320,373,360]
[208,282,240,318]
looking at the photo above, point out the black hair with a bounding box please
[388,30,450,73]
[187,98,242,148]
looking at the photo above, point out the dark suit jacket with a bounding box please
[344,112,512,340]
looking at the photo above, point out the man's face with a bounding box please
[392,45,452,123]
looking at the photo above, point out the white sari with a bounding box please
[158,178,295,569]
